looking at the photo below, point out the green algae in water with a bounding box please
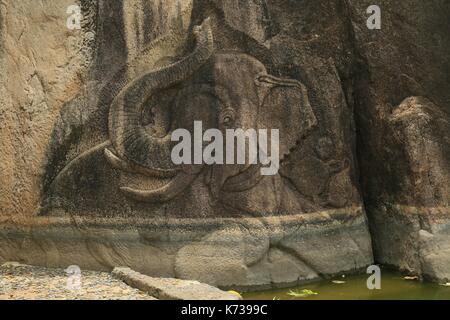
[243,271,450,300]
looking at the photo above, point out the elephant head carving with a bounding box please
[105,18,317,204]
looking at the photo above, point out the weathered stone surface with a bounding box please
[346,1,450,280]
[0,0,96,219]
[0,0,448,287]
[0,263,155,300]
[0,210,372,291]
[112,267,241,300]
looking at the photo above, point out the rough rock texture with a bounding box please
[112,267,241,300]
[0,0,96,219]
[346,1,450,281]
[0,262,155,300]
[0,0,448,287]
[0,209,371,290]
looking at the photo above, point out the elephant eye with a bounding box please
[221,108,235,126]
[223,116,232,124]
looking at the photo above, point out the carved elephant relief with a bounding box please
[42,19,317,217]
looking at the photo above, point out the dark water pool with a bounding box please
[243,271,450,300]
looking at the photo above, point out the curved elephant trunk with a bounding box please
[107,18,214,178]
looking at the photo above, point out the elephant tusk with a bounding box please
[104,147,178,178]
[256,74,304,88]
[119,169,201,203]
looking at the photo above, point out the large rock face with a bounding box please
[347,1,450,281]
[0,0,448,288]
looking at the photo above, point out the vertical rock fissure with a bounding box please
[340,0,378,262]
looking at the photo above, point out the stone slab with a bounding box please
[112,267,241,300]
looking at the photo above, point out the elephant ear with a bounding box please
[257,76,317,160]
